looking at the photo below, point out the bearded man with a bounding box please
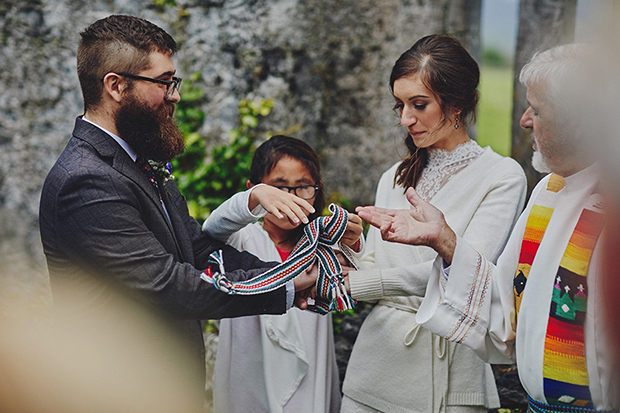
[39,15,315,409]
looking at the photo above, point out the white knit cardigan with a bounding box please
[343,145,527,413]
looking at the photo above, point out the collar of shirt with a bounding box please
[81,116,138,162]
[80,117,173,226]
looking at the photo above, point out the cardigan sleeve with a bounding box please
[202,185,267,242]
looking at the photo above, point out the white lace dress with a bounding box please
[415,140,484,201]
[341,140,528,413]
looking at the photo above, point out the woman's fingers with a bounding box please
[341,213,363,247]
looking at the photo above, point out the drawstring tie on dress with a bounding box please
[391,301,449,413]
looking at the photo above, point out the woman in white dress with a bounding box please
[204,135,362,413]
[340,35,528,413]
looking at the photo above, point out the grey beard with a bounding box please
[532,149,551,174]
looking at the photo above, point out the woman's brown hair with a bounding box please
[390,34,480,190]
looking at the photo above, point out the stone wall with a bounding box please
[0,0,479,312]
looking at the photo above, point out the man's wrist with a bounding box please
[433,223,456,265]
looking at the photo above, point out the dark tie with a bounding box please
[136,157,162,201]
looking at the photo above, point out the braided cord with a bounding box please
[200,204,358,313]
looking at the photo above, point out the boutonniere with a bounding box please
[148,160,175,182]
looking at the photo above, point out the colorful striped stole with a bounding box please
[542,187,604,407]
[514,174,565,318]
[200,203,358,314]
[514,174,605,408]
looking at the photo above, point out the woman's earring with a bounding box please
[454,115,460,129]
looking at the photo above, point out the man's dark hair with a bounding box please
[77,15,177,112]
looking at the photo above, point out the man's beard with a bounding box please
[530,132,552,174]
[115,92,185,163]
[532,149,551,173]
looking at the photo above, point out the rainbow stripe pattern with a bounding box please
[200,203,357,314]
[542,191,604,407]
[514,174,565,317]
[514,174,606,408]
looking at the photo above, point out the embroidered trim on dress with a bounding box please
[448,252,491,344]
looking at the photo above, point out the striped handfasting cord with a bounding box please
[200,203,358,314]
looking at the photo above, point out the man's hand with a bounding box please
[355,187,457,264]
[249,185,315,225]
[294,285,316,310]
[293,261,318,309]
[341,213,363,250]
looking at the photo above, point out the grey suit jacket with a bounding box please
[39,117,286,398]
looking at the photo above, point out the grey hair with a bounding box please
[519,44,590,138]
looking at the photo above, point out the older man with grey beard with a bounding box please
[352,43,619,413]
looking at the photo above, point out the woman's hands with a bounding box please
[341,213,363,251]
[249,184,315,225]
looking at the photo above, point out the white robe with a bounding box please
[417,164,620,410]
[203,188,341,413]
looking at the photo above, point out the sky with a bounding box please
[481,0,615,57]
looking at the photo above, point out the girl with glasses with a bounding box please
[203,135,362,412]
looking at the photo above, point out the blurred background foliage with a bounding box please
[477,48,513,157]
[172,73,275,221]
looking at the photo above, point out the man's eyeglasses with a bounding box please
[273,184,319,200]
[101,72,182,100]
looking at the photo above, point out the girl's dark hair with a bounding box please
[390,34,480,190]
[250,135,326,242]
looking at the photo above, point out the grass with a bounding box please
[476,64,514,157]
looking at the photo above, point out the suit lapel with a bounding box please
[72,117,185,259]
[159,183,192,264]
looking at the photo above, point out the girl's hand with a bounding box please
[341,213,363,251]
[249,185,315,225]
